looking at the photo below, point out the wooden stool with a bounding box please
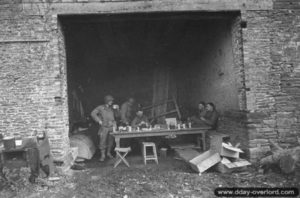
[142,142,158,165]
[114,147,131,168]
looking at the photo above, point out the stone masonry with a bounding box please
[0,1,69,160]
[243,5,300,161]
[0,0,299,163]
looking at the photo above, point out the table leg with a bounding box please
[196,135,201,148]
[202,133,206,151]
[115,137,121,148]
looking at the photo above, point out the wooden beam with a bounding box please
[0,39,49,43]
[143,99,174,110]
[21,0,273,16]
[59,13,238,24]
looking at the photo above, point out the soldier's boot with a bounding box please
[106,138,114,159]
[106,152,113,159]
[106,147,113,159]
[99,150,106,162]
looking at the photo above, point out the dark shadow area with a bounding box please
[59,11,241,153]
[60,12,240,116]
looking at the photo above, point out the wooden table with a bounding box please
[111,127,210,150]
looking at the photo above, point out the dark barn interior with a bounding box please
[60,12,240,131]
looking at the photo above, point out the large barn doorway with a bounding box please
[59,11,245,148]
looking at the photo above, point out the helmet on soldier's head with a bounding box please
[104,95,114,104]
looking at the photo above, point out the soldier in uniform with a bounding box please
[191,101,207,126]
[190,102,219,130]
[120,97,135,125]
[91,95,116,162]
[131,109,150,129]
[201,102,219,130]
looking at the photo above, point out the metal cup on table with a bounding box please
[177,124,181,129]
[112,104,119,110]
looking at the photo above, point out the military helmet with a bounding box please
[104,95,114,103]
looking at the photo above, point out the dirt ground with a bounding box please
[0,154,299,198]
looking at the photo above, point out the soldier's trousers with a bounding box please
[98,126,114,151]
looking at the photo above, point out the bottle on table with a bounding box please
[187,117,192,128]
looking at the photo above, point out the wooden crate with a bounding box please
[189,150,221,173]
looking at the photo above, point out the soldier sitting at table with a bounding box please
[131,109,150,130]
[190,101,206,126]
[191,102,219,130]
[201,102,219,130]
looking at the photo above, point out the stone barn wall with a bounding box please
[0,1,69,160]
[0,0,299,162]
[243,2,300,161]
[271,9,300,148]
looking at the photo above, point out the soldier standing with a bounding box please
[91,95,116,162]
[120,97,135,125]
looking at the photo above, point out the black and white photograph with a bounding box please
[0,0,299,197]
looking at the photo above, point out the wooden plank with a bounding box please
[21,0,274,16]
[209,133,230,153]
[143,99,173,110]
[222,143,243,153]
[189,151,221,173]
[215,157,251,173]
[111,127,209,138]
[232,160,251,167]
[220,142,243,159]
[0,39,49,43]
[152,66,169,122]
[173,96,182,120]
[174,148,200,162]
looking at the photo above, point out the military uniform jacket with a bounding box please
[91,105,115,128]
